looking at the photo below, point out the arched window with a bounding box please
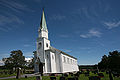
[46,43,48,47]
[38,42,42,49]
[52,54,54,59]
[63,56,66,62]
[67,58,69,63]
[47,55,49,59]
[70,59,72,64]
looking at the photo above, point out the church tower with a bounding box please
[37,9,50,64]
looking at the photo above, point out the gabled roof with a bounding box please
[46,46,77,60]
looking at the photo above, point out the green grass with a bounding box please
[0,69,16,78]
[0,73,16,78]
[1,72,120,80]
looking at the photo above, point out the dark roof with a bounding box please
[45,46,77,60]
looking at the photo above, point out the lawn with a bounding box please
[0,69,16,78]
[0,73,16,78]
[1,72,120,80]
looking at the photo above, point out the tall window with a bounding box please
[73,60,74,64]
[46,43,48,47]
[67,58,69,63]
[63,56,66,62]
[70,59,72,64]
[52,54,54,59]
[47,55,49,59]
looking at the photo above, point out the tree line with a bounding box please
[98,50,120,73]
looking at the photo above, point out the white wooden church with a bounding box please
[34,10,79,74]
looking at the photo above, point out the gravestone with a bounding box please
[50,77,56,80]
[63,73,68,77]
[97,73,104,78]
[68,78,75,80]
[50,73,55,76]
[85,72,89,76]
[25,75,27,78]
[36,76,42,80]
[109,71,113,80]
[74,77,78,80]
[74,73,79,77]
[59,76,65,80]
[68,77,78,80]
[106,71,109,74]
[16,68,21,79]
[89,76,101,80]
[112,72,119,77]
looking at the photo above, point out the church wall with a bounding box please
[50,52,57,73]
[61,54,79,73]
[54,51,63,73]
[45,51,51,73]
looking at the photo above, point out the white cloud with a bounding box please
[0,0,33,13]
[24,52,33,57]
[0,14,24,32]
[49,14,66,21]
[59,34,69,38]
[23,44,31,47]
[103,21,120,29]
[0,15,24,25]
[0,0,34,32]
[0,27,8,32]
[80,29,102,38]
[0,60,5,66]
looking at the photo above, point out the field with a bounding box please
[0,72,120,80]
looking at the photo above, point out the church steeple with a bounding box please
[39,9,48,32]
[38,9,48,39]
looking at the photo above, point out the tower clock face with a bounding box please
[38,42,42,49]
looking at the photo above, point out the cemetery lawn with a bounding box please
[0,73,16,78]
[1,72,120,80]
[0,69,16,78]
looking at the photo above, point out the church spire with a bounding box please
[38,9,48,39]
[39,9,48,32]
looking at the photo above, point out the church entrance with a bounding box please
[39,62,43,76]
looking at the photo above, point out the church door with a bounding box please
[39,63,43,76]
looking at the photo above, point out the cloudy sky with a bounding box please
[0,0,120,65]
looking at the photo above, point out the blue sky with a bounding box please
[0,0,120,65]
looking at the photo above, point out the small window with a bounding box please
[70,59,72,64]
[52,54,54,59]
[63,56,65,62]
[39,42,41,45]
[47,55,49,59]
[46,43,48,47]
[38,42,42,49]
[67,58,69,63]
[73,60,74,64]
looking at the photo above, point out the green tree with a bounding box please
[98,50,120,73]
[3,50,26,69]
[98,55,108,70]
[108,51,120,72]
